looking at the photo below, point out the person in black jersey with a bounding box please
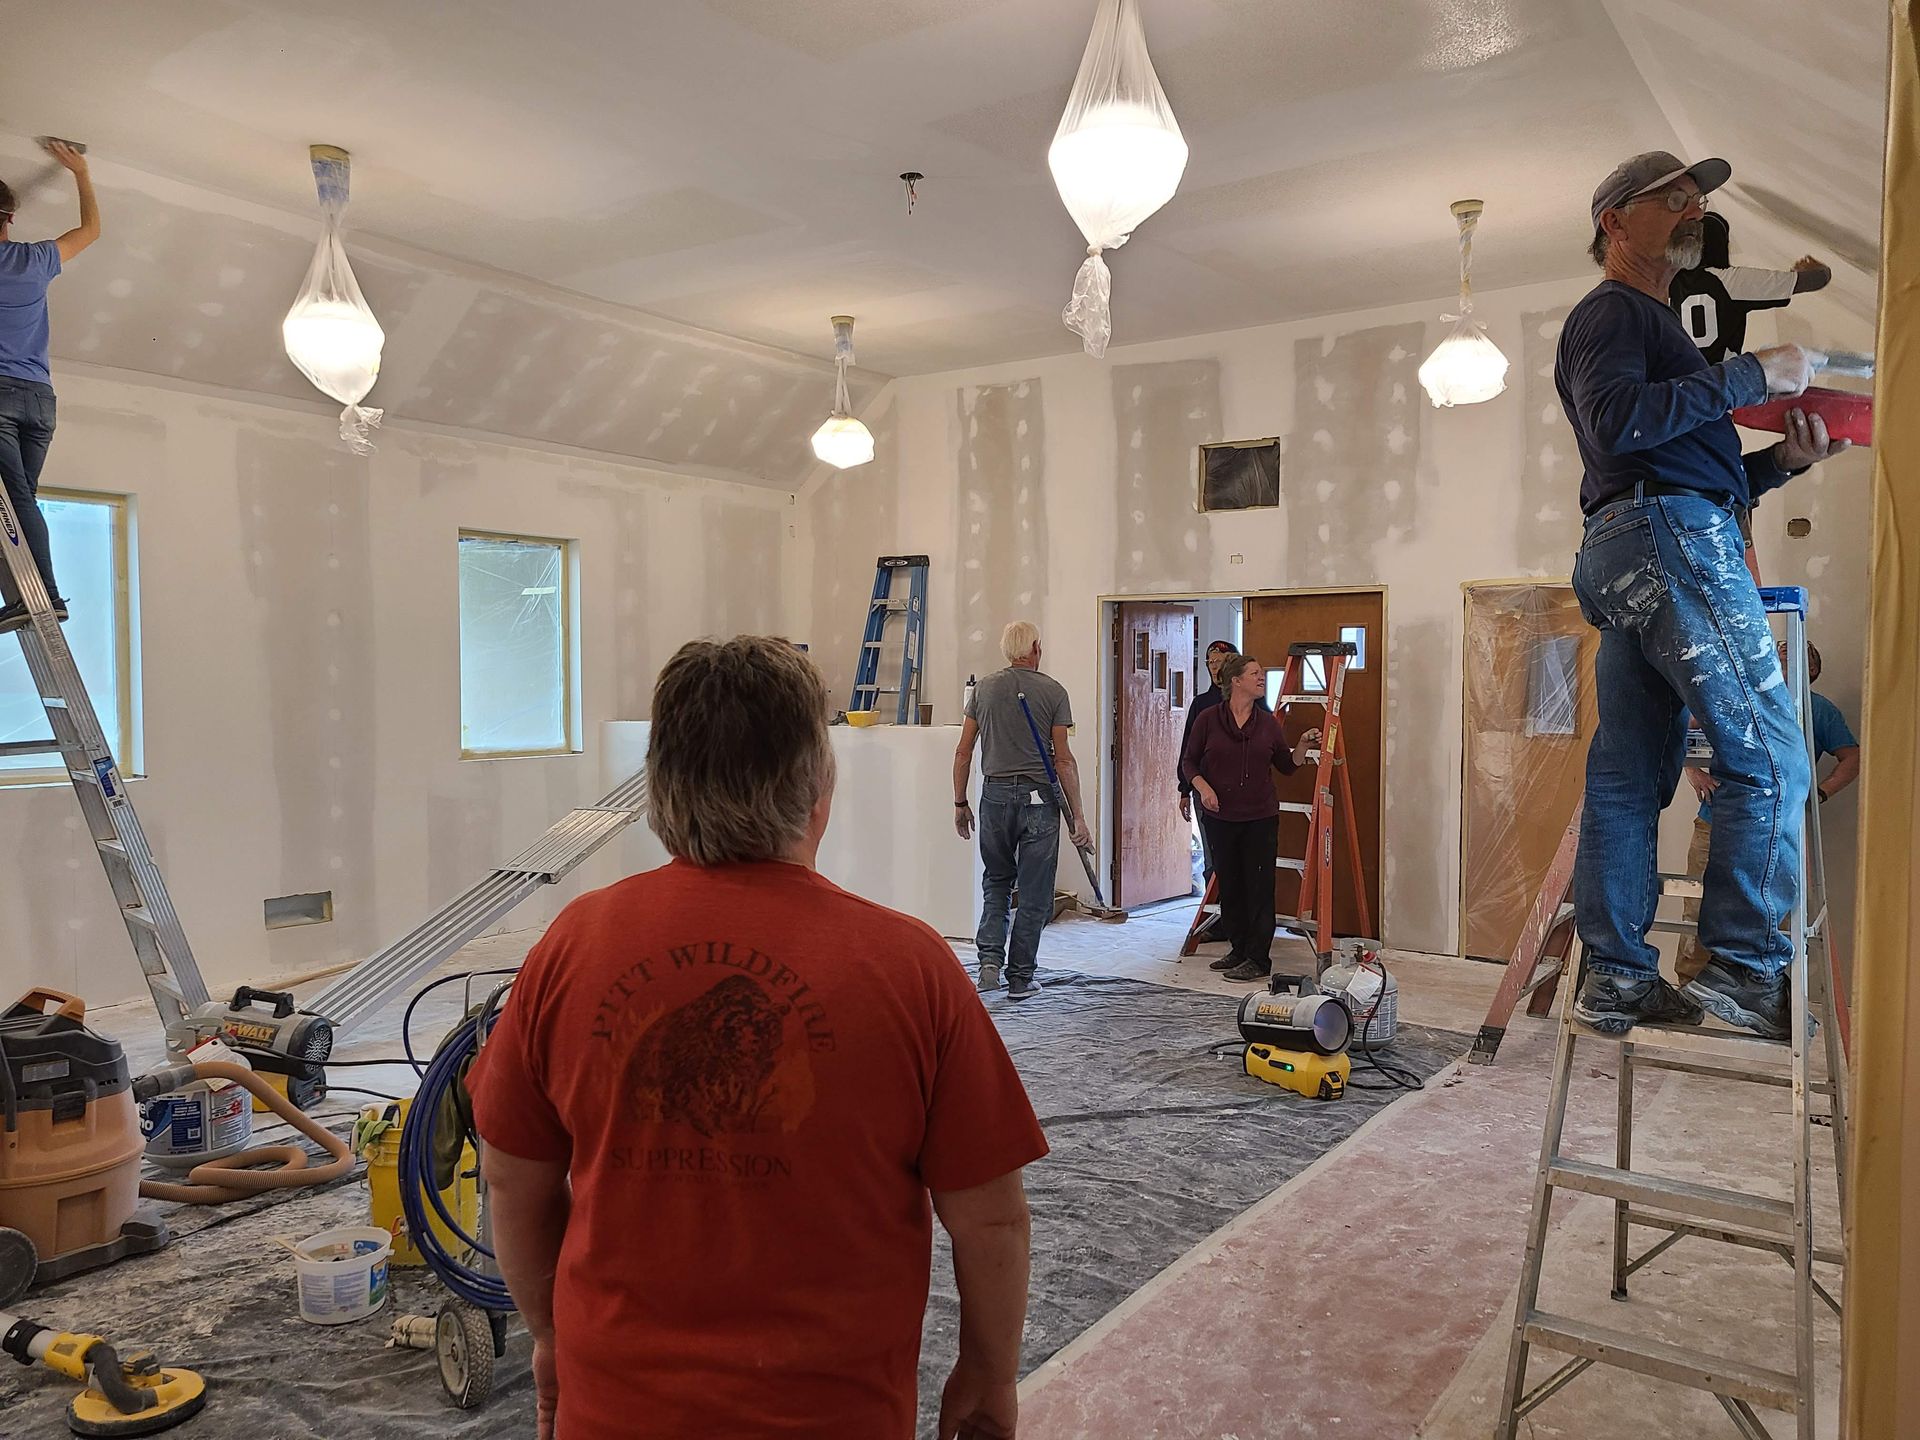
[1669,213,1830,365]
[1667,214,1831,585]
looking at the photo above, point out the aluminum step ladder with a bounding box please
[848,555,927,724]
[1496,586,1848,1440]
[309,769,650,1036]
[0,492,209,1030]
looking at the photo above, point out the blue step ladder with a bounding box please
[849,555,928,724]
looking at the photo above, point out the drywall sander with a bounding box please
[1,1309,207,1436]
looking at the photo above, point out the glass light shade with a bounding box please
[282,298,386,403]
[1048,100,1189,243]
[811,412,875,469]
[1418,326,1510,407]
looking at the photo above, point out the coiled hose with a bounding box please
[133,1061,354,1205]
[397,1007,513,1311]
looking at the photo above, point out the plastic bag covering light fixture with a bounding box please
[283,145,386,453]
[1418,199,1510,408]
[811,316,874,469]
[1049,0,1188,358]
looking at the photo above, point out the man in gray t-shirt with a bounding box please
[953,621,1090,999]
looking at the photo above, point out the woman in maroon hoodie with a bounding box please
[1180,654,1321,981]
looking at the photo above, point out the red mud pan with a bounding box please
[1733,385,1874,447]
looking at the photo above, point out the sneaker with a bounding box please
[1684,959,1790,1041]
[1574,970,1704,1036]
[1207,954,1241,971]
[1008,976,1040,1000]
[1223,959,1272,983]
[977,964,1003,993]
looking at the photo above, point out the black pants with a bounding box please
[0,377,60,602]
[1203,813,1277,971]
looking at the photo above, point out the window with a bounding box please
[1171,670,1186,708]
[1133,631,1149,671]
[1525,633,1580,737]
[1340,625,1368,670]
[458,531,577,758]
[0,490,135,784]
[1151,650,1168,690]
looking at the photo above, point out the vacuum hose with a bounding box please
[131,1061,354,1206]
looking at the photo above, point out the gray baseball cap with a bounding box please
[1590,150,1731,233]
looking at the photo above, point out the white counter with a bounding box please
[601,721,983,938]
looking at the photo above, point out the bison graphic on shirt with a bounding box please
[625,974,791,1137]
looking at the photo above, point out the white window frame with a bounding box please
[457,529,580,761]
[0,488,138,787]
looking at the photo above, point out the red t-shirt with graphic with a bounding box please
[468,858,1049,1438]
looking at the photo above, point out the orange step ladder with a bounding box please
[1180,641,1373,980]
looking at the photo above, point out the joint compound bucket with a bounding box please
[139,1080,253,1170]
[361,1098,476,1267]
[293,1225,391,1325]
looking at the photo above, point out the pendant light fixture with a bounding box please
[1417,199,1510,408]
[282,145,386,452]
[1049,0,1188,358]
[811,315,875,470]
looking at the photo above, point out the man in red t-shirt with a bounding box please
[469,636,1049,1440]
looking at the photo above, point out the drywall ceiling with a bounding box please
[1,0,1886,384]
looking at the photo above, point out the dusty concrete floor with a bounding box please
[77,900,1840,1440]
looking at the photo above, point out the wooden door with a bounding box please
[1241,591,1384,938]
[1112,602,1197,908]
[1460,584,1598,959]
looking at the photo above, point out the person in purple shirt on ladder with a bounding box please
[0,139,102,626]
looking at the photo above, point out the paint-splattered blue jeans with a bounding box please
[1571,493,1809,984]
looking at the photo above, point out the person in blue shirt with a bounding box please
[0,139,102,625]
[1557,150,1850,1041]
[1676,642,1860,984]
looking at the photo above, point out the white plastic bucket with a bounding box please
[140,1082,253,1169]
[293,1224,392,1326]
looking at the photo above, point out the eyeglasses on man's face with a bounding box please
[1626,187,1710,215]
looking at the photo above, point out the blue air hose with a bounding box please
[396,1008,514,1311]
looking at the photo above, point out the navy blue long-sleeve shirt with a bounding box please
[1556,280,1795,515]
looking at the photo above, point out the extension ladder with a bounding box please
[0,491,209,1030]
[1495,587,1849,1439]
[1180,642,1373,980]
[848,555,928,725]
[310,769,651,1036]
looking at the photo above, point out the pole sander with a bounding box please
[2,1310,206,1437]
[1015,691,1125,921]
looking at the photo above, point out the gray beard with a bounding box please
[1667,235,1704,269]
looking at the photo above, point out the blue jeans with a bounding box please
[976,778,1062,984]
[0,378,60,603]
[1571,494,1809,984]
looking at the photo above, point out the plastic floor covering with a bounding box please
[0,970,1465,1439]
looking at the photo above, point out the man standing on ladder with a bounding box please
[953,621,1089,999]
[1558,150,1848,1039]
[0,140,100,626]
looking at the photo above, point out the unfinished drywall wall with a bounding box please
[1515,306,1578,572]
[0,367,792,1009]
[798,276,1876,957]
[954,380,1048,688]
[1113,361,1219,590]
[1287,326,1424,585]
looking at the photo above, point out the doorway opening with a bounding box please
[1097,587,1387,937]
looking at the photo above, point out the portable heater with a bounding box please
[168,988,332,1110]
[1237,991,1352,1100]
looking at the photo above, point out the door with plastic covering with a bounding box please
[1459,583,1597,960]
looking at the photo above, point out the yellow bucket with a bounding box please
[361,1098,477,1268]
[845,709,881,727]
